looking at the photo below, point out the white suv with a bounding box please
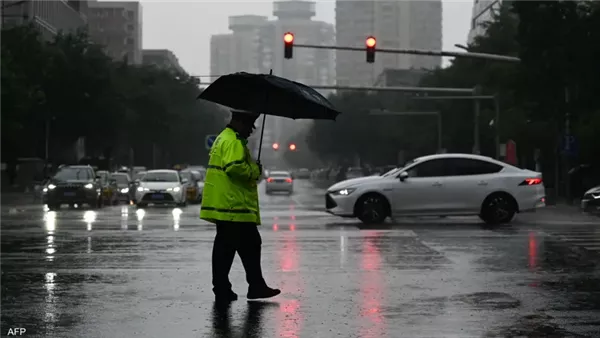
[326,153,546,225]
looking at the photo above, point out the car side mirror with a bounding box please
[110,179,117,184]
[399,171,409,181]
[134,179,140,184]
[95,175,101,180]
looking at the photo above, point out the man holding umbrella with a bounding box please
[200,110,281,303]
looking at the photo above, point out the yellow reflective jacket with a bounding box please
[200,127,262,224]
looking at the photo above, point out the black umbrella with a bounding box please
[197,71,342,160]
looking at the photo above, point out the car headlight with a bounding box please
[331,188,356,196]
[84,183,94,189]
[168,187,181,192]
[120,188,129,193]
[47,184,56,190]
[137,187,148,192]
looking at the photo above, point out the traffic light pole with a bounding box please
[292,43,521,63]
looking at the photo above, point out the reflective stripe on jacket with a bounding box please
[200,127,262,224]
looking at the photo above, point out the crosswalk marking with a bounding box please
[548,230,600,253]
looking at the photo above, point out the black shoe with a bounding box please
[215,290,238,303]
[247,286,281,300]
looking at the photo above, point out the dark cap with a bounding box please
[231,109,261,122]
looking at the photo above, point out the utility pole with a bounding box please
[494,96,501,160]
[473,86,482,154]
[45,119,50,161]
[564,87,571,204]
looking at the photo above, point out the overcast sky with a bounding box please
[138,0,474,75]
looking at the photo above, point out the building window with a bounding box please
[127,11,134,20]
[127,24,134,31]
[126,38,134,45]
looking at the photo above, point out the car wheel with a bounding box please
[355,193,389,225]
[136,202,147,208]
[48,203,60,211]
[480,193,517,225]
[177,201,187,207]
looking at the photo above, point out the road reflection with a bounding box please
[528,231,540,287]
[359,232,385,338]
[44,272,58,332]
[44,212,56,261]
[275,218,303,338]
[172,208,182,231]
[136,209,144,231]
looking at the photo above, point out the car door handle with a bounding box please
[432,182,442,187]
[477,181,488,186]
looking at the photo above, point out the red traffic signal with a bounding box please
[284,32,294,59]
[272,143,280,150]
[289,143,296,151]
[366,36,376,63]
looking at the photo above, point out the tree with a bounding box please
[0,24,224,168]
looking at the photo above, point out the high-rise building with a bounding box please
[467,0,502,44]
[1,0,89,40]
[255,0,335,165]
[87,1,143,65]
[335,0,442,86]
[142,49,185,74]
[209,15,268,79]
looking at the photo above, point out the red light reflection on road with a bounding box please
[273,223,279,231]
[275,230,303,337]
[290,224,296,231]
[359,234,385,338]
[280,232,299,272]
[528,231,539,287]
[276,299,302,338]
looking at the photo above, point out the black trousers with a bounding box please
[212,221,266,294]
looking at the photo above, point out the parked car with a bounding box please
[43,165,103,210]
[326,153,546,225]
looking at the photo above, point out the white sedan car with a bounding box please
[265,171,294,194]
[326,153,546,225]
[135,170,188,207]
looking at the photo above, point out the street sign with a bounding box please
[561,135,578,156]
[205,135,217,150]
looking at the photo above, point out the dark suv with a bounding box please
[43,165,103,210]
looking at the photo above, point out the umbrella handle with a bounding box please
[257,114,266,161]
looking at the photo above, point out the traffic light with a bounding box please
[283,32,294,59]
[289,143,296,151]
[272,142,280,150]
[366,36,376,63]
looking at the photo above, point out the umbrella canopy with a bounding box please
[197,72,341,120]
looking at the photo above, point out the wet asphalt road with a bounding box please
[1,180,600,338]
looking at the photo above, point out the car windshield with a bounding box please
[142,172,178,182]
[134,172,146,180]
[270,172,291,178]
[180,171,193,180]
[54,168,93,180]
[382,167,402,177]
[111,174,129,184]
